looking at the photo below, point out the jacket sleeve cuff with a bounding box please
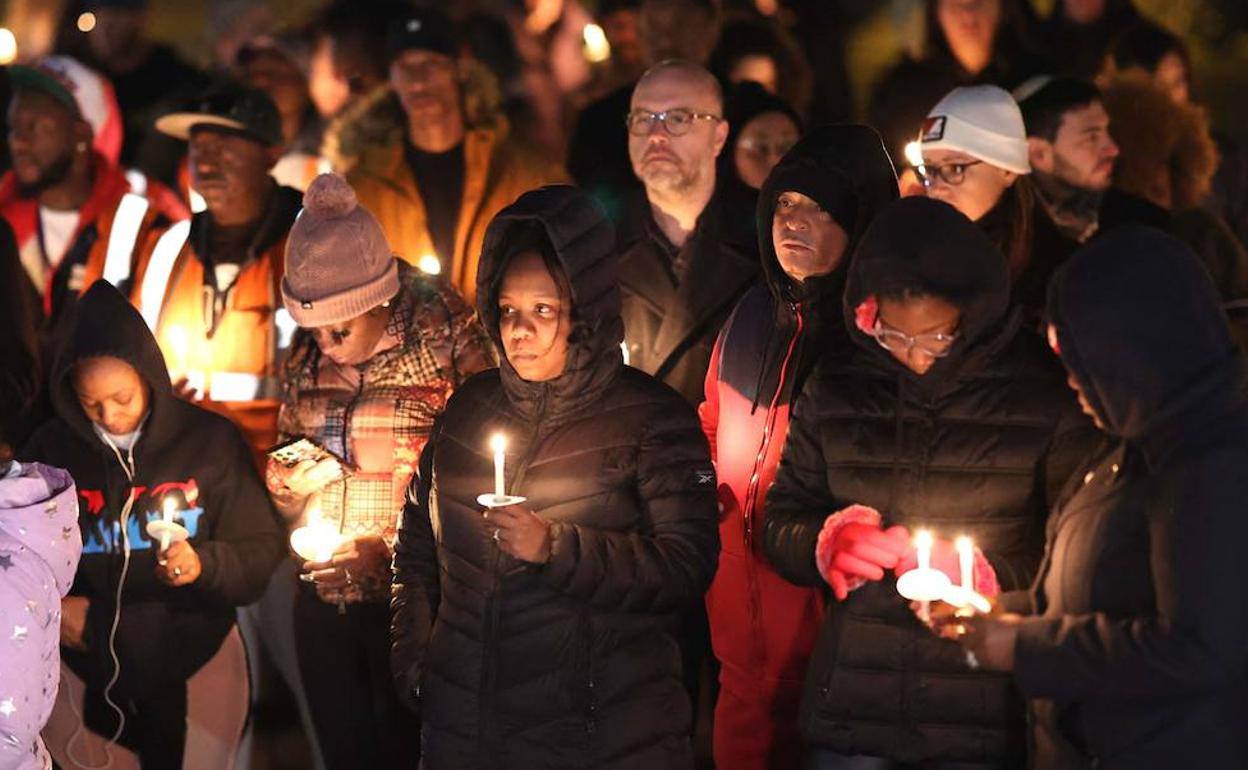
[540,522,579,587]
[815,505,882,593]
[1010,616,1066,698]
[972,547,1001,598]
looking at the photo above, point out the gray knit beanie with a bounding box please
[282,173,400,327]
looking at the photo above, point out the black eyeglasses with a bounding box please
[625,108,722,137]
[917,160,983,187]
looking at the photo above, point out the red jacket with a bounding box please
[0,153,188,323]
[699,285,827,770]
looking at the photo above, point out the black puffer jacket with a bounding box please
[391,185,720,770]
[1014,228,1248,770]
[764,198,1095,764]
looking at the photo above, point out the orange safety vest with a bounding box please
[132,223,293,467]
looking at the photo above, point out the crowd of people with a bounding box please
[1,1,1247,769]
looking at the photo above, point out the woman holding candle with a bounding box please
[934,228,1248,769]
[391,185,720,769]
[22,280,285,768]
[264,174,495,769]
[764,197,1097,768]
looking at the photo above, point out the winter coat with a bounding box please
[619,182,760,404]
[699,125,897,770]
[391,185,720,770]
[130,184,303,465]
[1015,227,1248,769]
[22,281,284,728]
[0,462,81,770]
[348,124,566,305]
[274,261,496,604]
[764,197,1096,764]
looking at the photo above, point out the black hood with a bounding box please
[758,124,898,306]
[1047,226,1242,455]
[476,185,623,423]
[49,280,175,447]
[844,197,1014,383]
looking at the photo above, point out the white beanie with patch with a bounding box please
[920,85,1031,175]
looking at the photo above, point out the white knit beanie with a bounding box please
[282,173,399,327]
[920,85,1032,175]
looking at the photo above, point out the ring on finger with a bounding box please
[174,566,183,577]
[492,529,500,543]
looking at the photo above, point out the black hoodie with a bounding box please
[1014,227,1248,769]
[23,281,283,710]
[764,198,1096,763]
[391,185,719,770]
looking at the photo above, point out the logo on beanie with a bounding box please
[921,116,946,142]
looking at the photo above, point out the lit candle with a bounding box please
[915,530,934,622]
[916,529,933,571]
[490,434,507,502]
[160,497,177,552]
[956,536,974,591]
[290,495,342,563]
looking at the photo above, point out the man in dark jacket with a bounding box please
[23,280,284,767]
[941,227,1248,769]
[567,0,720,222]
[619,59,758,405]
[700,124,897,770]
[391,185,719,769]
[764,197,1096,767]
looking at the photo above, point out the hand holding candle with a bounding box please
[290,495,343,563]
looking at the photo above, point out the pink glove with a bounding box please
[815,505,911,600]
[894,536,1001,597]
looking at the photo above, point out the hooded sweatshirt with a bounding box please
[22,281,283,710]
[1014,227,1248,769]
[391,185,719,770]
[699,125,897,769]
[0,462,81,770]
[764,197,1095,764]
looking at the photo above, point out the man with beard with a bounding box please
[619,59,760,405]
[568,0,721,220]
[0,56,186,344]
[130,86,299,466]
[1020,77,1123,243]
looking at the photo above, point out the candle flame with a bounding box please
[904,140,924,169]
[914,529,933,549]
[489,433,507,454]
[163,496,178,516]
[955,535,972,553]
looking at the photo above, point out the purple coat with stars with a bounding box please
[0,461,81,770]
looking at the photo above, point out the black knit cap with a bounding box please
[387,8,459,61]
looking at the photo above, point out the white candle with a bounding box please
[916,530,933,571]
[160,497,176,552]
[915,530,933,622]
[956,536,974,591]
[490,434,507,500]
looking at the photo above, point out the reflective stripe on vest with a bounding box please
[101,192,150,287]
[139,220,192,330]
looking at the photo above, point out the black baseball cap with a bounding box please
[154,85,282,147]
[386,8,459,62]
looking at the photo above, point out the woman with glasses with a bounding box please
[764,197,1096,769]
[919,85,1077,328]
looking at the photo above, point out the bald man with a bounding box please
[618,59,759,404]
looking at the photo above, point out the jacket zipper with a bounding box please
[478,388,549,762]
[740,303,804,671]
